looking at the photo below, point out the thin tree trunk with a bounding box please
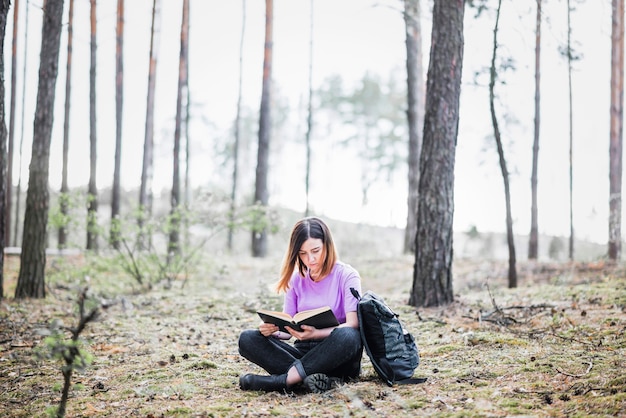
[403,0,424,254]
[169,0,189,257]
[609,0,624,261]
[59,0,74,250]
[228,0,246,251]
[489,0,517,287]
[184,27,190,249]
[5,0,19,248]
[567,0,575,260]
[408,0,464,308]
[139,0,160,245]
[529,0,541,260]
[13,0,30,247]
[304,0,313,217]
[110,0,123,249]
[15,0,65,299]
[252,0,273,258]
[87,0,98,251]
[0,0,9,301]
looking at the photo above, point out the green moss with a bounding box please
[189,360,217,370]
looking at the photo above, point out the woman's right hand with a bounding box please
[259,322,279,337]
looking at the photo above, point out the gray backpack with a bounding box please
[351,288,426,386]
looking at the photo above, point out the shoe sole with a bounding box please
[304,373,340,393]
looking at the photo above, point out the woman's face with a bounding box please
[298,237,325,276]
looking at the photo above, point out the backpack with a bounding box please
[350,288,426,386]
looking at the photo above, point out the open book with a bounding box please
[257,306,339,333]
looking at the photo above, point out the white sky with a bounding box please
[3,0,616,245]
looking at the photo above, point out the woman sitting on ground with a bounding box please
[238,216,363,393]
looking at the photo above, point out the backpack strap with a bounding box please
[395,377,428,385]
[350,287,361,300]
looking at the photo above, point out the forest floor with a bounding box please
[0,250,625,417]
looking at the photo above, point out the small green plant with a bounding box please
[37,287,99,418]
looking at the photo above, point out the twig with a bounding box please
[555,361,593,378]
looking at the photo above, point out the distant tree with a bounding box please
[317,72,407,206]
[228,0,246,251]
[609,0,624,261]
[0,0,9,300]
[111,0,124,249]
[13,0,30,247]
[139,0,161,245]
[87,0,98,251]
[5,0,19,248]
[408,0,464,308]
[15,0,65,299]
[168,0,189,256]
[304,0,314,217]
[252,0,274,258]
[528,0,541,260]
[487,0,517,287]
[59,0,74,249]
[403,0,425,254]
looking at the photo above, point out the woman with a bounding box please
[238,217,363,393]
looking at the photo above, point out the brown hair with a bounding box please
[276,217,338,293]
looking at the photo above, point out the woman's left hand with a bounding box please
[285,324,319,341]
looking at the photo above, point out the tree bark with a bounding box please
[409,0,464,308]
[252,0,273,258]
[111,0,124,249]
[169,0,189,256]
[15,0,65,299]
[609,0,624,261]
[403,0,424,254]
[529,0,541,260]
[0,0,10,301]
[87,0,98,251]
[59,0,74,249]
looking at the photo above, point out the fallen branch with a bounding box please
[555,361,593,378]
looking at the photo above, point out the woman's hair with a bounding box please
[276,217,338,293]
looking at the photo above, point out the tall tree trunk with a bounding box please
[252,0,273,258]
[609,0,624,261]
[13,0,29,247]
[5,0,18,248]
[59,0,74,250]
[228,0,246,251]
[15,0,65,299]
[304,0,314,217]
[0,0,9,301]
[489,0,517,287]
[111,0,123,249]
[403,0,424,254]
[528,0,541,260]
[87,0,98,251]
[168,0,188,257]
[567,0,575,261]
[408,0,464,308]
[183,24,190,248]
[139,0,160,246]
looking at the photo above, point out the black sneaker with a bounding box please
[303,373,341,393]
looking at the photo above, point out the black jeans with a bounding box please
[238,327,363,381]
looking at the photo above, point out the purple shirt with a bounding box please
[283,262,361,325]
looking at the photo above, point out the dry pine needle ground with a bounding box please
[0,254,625,417]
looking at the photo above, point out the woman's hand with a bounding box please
[259,322,279,337]
[285,324,323,341]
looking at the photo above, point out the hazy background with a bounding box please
[4,0,613,248]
